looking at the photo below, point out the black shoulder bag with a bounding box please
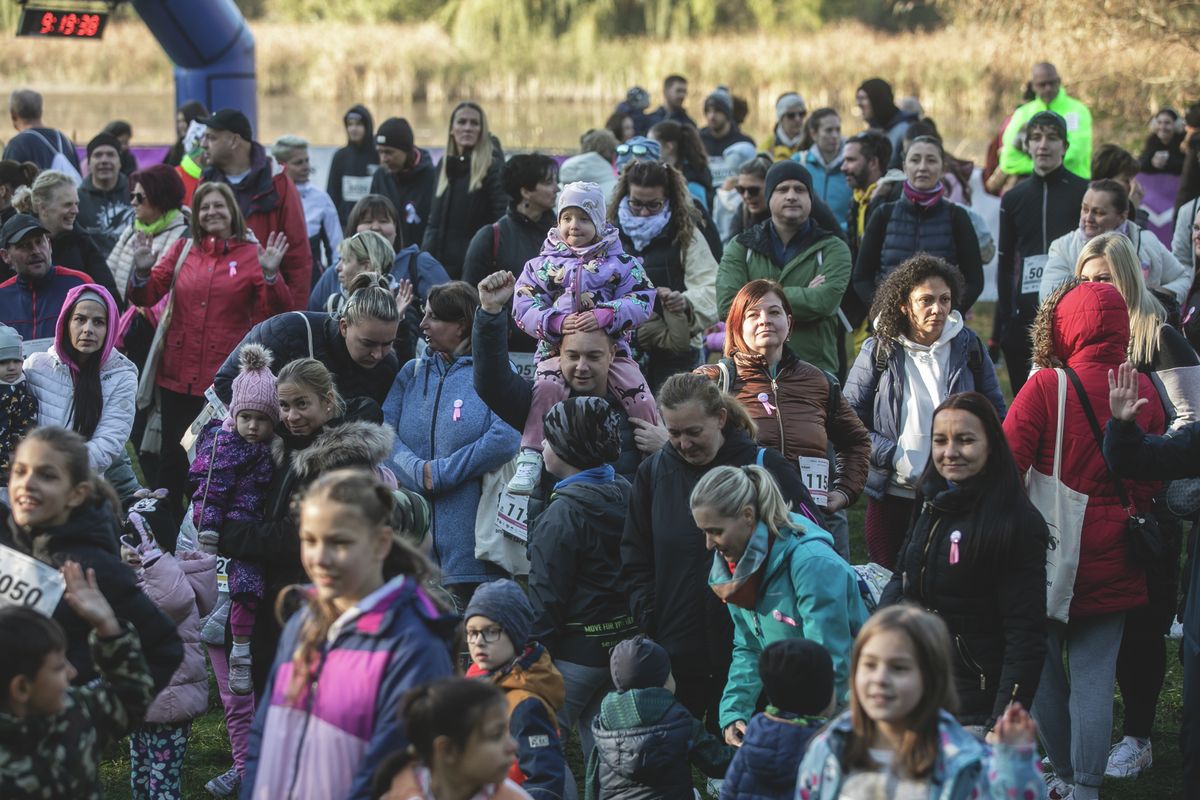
[1064,367,1165,566]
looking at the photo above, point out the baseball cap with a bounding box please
[0,213,49,249]
[199,108,254,143]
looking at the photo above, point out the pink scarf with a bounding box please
[902,180,945,209]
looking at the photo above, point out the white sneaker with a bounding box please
[704,777,723,799]
[1044,770,1073,800]
[1169,615,1184,640]
[506,451,543,496]
[1105,735,1152,778]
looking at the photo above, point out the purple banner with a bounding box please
[1137,171,1181,248]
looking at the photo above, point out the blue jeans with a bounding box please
[556,658,612,799]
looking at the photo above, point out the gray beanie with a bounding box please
[0,324,21,362]
[464,579,535,652]
[610,635,672,692]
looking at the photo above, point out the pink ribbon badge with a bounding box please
[757,392,776,416]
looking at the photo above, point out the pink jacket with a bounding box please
[137,550,218,724]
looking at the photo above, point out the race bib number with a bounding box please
[20,337,54,357]
[495,490,529,543]
[798,456,830,508]
[509,352,537,381]
[216,555,229,593]
[1021,255,1048,296]
[1063,112,1080,132]
[341,175,373,204]
[0,544,66,616]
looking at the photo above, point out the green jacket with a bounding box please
[716,220,851,375]
[710,513,867,730]
[999,89,1093,179]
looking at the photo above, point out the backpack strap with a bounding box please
[821,369,841,436]
[755,447,766,467]
[716,357,737,394]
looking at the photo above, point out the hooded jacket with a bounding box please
[800,146,851,232]
[991,165,1088,347]
[0,499,183,692]
[1000,89,1094,179]
[1039,223,1192,306]
[383,352,520,584]
[720,711,825,800]
[327,104,379,225]
[106,210,189,302]
[138,549,219,725]
[369,147,438,251]
[24,283,137,473]
[202,141,311,309]
[879,474,1048,727]
[709,514,867,727]
[468,644,567,800]
[0,262,91,340]
[243,575,458,800]
[422,150,508,277]
[218,414,394,693]
[45,223,122,309]
[586,687,731,800]
[695,347,870,504]
[717,219,852,375]
[128,234,292,396]
[214,311,399,407]
[0,623,154,800]
[528,475,639,667]
[514,225,656,359]
[843,325,1005,501]
[795,710,1045,800]
[620,429,819,670]
[853,195,984,314]
[1003,281,1165,617]
[76,173,132,260]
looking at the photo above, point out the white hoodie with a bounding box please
[889,311,965,495]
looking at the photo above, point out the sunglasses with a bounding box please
[130,192,147,204]
[735,186,762,197]
[617,143,654,157]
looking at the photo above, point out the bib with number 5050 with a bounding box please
[0,544,66,616]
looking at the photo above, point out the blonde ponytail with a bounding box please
[689,464,792,537]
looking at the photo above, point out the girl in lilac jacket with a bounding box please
[242,469,457,800]
[509,181,658,493]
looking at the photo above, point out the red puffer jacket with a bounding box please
[1003,281,1164,618]
[128,235,292,396]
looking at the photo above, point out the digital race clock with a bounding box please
[16,7,109,39]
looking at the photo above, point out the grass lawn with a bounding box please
[100,303,1186,798]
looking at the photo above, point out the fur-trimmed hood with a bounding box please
[277,420,396,482]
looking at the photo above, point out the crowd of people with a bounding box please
[0,61,1197,800]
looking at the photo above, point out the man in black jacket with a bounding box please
[368,117,437,249]
[326,104,379,227]
[991,111,1087,392]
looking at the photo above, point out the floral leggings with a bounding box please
[130,721,191,800]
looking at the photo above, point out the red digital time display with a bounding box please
[16,7,109,39]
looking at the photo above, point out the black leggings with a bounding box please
[158,388,207,514]
[1116,520,1182,738]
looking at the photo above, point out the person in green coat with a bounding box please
[689,463,867,748]
[1000,62,1093,179]
[715,160,851,375]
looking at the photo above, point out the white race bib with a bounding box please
[1063,112,1080,132]
[798,456,831,508]
[20,337,54,357]
[495,490,529,544]
[341,175,373,205]
[509,352,537,381]
[0,544,66,616]
[216,555,229,593]
[1021,255,1048,296]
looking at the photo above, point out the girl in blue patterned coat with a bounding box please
[191,343,278,696]
[794,606,1045,800]
[508,181,658,494]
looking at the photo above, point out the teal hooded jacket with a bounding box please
[709,512,867,729]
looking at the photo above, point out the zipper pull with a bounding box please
[452,399,463,422]
[756,392,776,416]
[949,530,961,565]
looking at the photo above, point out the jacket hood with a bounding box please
[1036,281,1130,368]
[395,148,435,183]
[551,476,630,514]
[54,282,119,374]
[708,512,834,595]
[805,143,844,171]
[595,688,691,779]
[343,104,377,154]
[19,497,122,559]
[897,310,963,353]
[819,709,987,782]
[81,171,129,198]
[492,645,567,712]
[662,426,758,470]
[737,217,837,261]
[289,420,396,482]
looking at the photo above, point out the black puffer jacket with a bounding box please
[528,475,639,667]
[49,223,121,305]
[880,473,1048,727]
[620,429,819,673]
[213,311,398,408]
[217,413,391,692]
[369,148,438,250]
[0,499,183,693]
[326,104,379,226]
[422,151,507,278]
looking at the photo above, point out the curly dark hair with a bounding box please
[607,160,696,260]
[869,254,965,354]
[1031,276,1082,369]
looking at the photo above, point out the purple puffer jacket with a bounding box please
[188,421,274,531]
[513,224,656,358]
[137,549,218,724]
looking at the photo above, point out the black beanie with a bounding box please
[376,118,415,152]
[610,635,672,692]
[764,160,814,203]
[87,132,122,159]
[543,396,622,470]
[759,638,834,716]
